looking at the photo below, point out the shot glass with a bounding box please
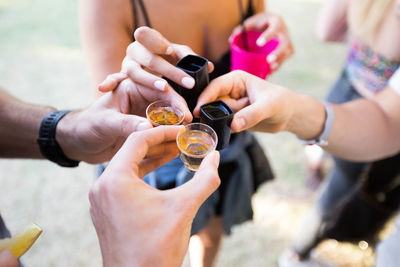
[230,30,279,79]
[176,123,218,171]
[200,100,233,150]
[146,100,184,126]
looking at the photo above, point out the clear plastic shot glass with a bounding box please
[146,100,185,126]
[176,123,218,171]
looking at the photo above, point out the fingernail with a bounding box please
[154,80,167,91]
[267,54,277,63]
[137,121,152,131]
[165,46,173,55]
[181,77,195,89]
[270,62,279,70]
[236,117,246,130]
[256,37,267,47]
[211,151,220,163]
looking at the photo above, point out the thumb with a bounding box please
[0,250,19,267]
[110,113,153,138]
[175,151,221,211]
[230,101,267,132]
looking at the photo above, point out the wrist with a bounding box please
[286,94,326,140]
[37,110,80,167]
[55,110,81,162]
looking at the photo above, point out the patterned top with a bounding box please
[345,40,400,97]
[389,68,400,95]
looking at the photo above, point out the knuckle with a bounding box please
[146,55,159,69]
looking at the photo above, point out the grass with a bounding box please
[0,0,376,266]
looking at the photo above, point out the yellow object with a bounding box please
[0,223,42,258]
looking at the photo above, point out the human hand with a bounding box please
[195,70,296,133]
[229,13,294,73]
[89,126,220,267]
[56,78,191,164]
[98,26,214,93]
[0,250,18,267]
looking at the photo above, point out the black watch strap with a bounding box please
[37,110,80,167]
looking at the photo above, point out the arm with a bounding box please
[315,0,349,42]
[196,70,400,162]
[78,0,133,94]
[0,89,55,158]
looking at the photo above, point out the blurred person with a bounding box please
[79,1,294,266]
[279,0,400,264]
[195,66,400,266]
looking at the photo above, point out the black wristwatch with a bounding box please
[37,110,80,167]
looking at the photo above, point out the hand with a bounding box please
[98,26,214,93]
[195,70,296,133]
[89,126,220,267]
[0,250,18,267]
[57,77,196,164]
[230,13,294,73]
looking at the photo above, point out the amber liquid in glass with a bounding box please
[148,107,183,125]
[177,130,216,171]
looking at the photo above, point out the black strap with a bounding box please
[37,110,80,167]
[131,0,152,36]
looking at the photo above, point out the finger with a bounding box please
[134,26,175,57]
[138,152,179,178]
[174,151,221,210]
[228,25,243,42]
[219,96,249,112]
[0,250,19,267]
[145,140,179,159]
[122,57,169,91]
[166,93,193,124]
[230,101,268,132]
[98,72,128,92]
[127,42,195,89]
[108,113,153,138]
[168,44,214,74]
[194,71,245,116]
[109,126,183,170]
[255,21,279,47]
[267,33,294,69]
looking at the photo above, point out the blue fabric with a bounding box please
[293,71,400,258]
[143,131,274,235]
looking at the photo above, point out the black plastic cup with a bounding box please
[166,55,209,115]
[200,100,234,150]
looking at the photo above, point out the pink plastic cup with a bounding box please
[230,30,279,79]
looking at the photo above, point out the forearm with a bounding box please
[286,90,400,161]
[78,0,132,95]
[315,0,348,42]
[325,98,400,161]
[0,89,55,158]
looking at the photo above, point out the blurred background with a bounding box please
[0,0,379,266]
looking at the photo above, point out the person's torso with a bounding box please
[131,0,262,62]
[345,0,400,97]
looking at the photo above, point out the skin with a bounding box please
[0,250,18,267]
[316,0,400,61]
[0,77,191,163]
[79,0,294,93]
[195,70,400,162]
[90,126,221,267]
[79,2,294,266]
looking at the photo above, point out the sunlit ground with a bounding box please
[0,0,384,266]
